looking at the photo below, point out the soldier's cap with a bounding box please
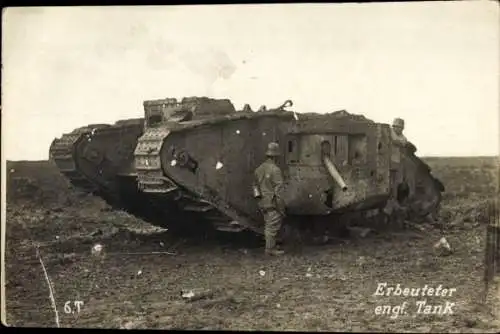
[392,118,405,128]
[265,142,281,157]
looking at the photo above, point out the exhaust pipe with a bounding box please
[323,156,348,192]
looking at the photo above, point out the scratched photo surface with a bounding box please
[2,3,499,332]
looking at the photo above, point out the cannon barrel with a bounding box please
[323,156,348,192]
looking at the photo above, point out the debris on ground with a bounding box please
[181,288,214,302]
[434,236,453,256]
[91,244,104,256]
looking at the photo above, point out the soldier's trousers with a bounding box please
[390,165,405,196]
[390,169,399,198]
[263,209,284,244]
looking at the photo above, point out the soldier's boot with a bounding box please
[265,236,284,256]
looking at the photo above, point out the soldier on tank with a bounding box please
[385,118,411,222]
[390,117,408,185]
[253,142,286,256]
[391,118,408,147]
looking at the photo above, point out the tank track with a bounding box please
[134,128,248,234]
[49,124,111,194]
[404,148,444,220]
[49,120,190,232]
[49,120,144,208]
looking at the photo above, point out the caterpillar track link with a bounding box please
[50,96,445,239]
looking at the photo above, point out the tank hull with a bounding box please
[49,97,445,237]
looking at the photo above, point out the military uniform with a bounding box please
[390,129,408,162]
[254,142,286,256]
[390,118,409,190]
[384,118,410,220]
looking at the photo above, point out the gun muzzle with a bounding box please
[323,156,348,192]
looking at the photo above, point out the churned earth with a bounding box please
[4,157,500,332]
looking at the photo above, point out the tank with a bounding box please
[49,96,445,236]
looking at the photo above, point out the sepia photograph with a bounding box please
[2,2,499,331]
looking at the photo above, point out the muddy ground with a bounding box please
[4,157,500,332]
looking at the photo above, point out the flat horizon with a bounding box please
[2,3,498,160]
[5,155,499,163]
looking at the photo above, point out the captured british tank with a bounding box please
[49,97,444,236]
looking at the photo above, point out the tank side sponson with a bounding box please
[283,115,392,215]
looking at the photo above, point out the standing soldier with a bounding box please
[390,117,408,186]
[385,118,410,221]
[253,142,286,256]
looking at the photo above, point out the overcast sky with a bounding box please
[2,2,499,161]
